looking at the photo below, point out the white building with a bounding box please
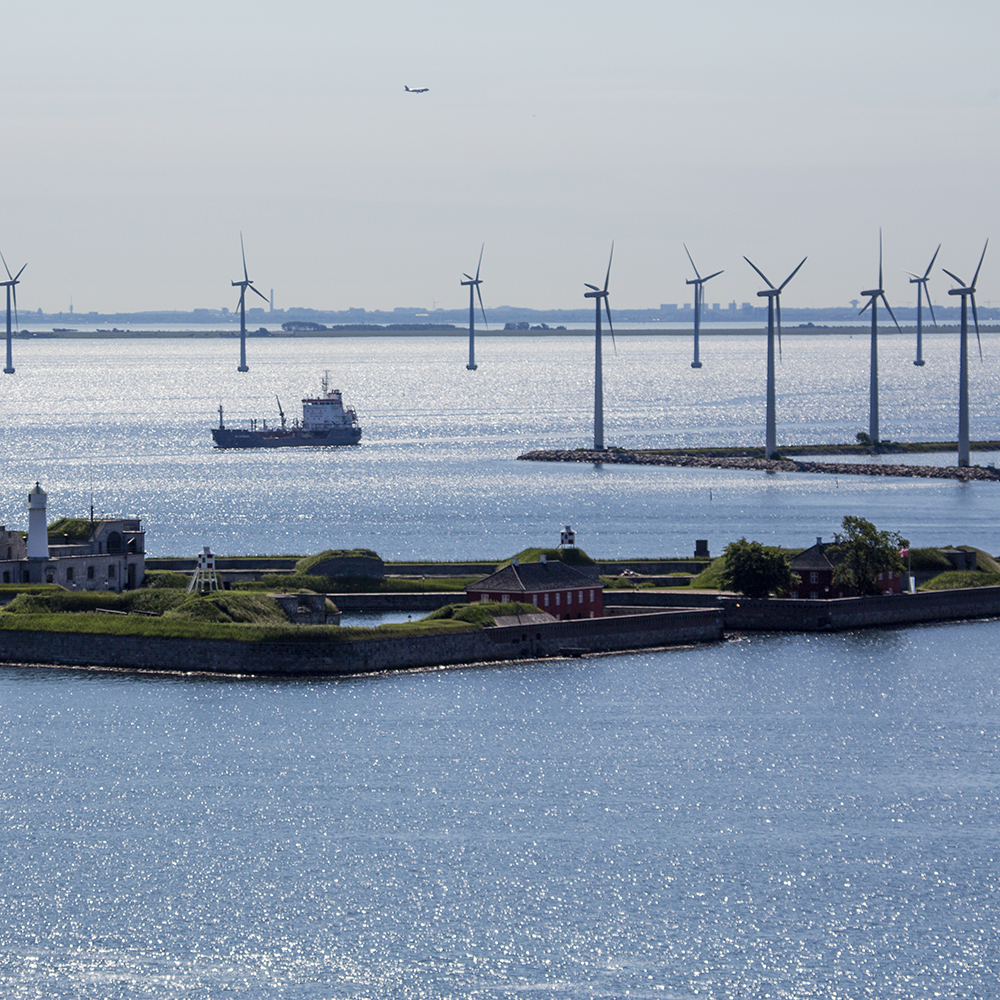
[0,483,146,591]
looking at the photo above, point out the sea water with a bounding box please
[0,332,996,558]
[1,332,999,997]
[0,622,997,998]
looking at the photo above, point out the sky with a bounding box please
[2,0,999,314]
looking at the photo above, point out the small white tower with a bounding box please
[26,482,49,559]
[188,546,220,593]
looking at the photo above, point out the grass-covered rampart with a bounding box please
[0,592,516,644]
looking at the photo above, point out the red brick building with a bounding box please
[466,557,603,619]
[789,538,902,599]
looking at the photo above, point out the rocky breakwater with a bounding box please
[519,450,1000,482]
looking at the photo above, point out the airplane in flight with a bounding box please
[404,85,429,93]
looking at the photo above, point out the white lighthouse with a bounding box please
[26,481,49,559]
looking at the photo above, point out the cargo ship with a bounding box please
[212,374,362,449]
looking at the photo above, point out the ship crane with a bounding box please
[276,395,287,430]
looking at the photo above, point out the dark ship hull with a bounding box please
[212,426,362,449]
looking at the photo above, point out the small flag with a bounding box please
[899,546,909,558]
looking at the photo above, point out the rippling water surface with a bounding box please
[0,333,997,557]
[1,622,998,998]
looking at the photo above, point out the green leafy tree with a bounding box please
[832,515,908,596]
[720,538,797,599]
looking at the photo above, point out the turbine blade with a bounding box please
[903,270,922,279]
[942,268,964,286]
[476,283,488,330]
[240,232,248,282]
[927,293,938,326]
[972,294,983,360]
[604,241,614,293]
[703,269,724,282]
[778,256,807,291]
[776,297,782,361]
[13,262,26,282]
[462,273,474,281]
[0,250,11,282]
[878,228,883,289]
[605,299,616,353]
[924,243,941,279]
[683,243,701,280]
[475,243,484,282]
[859,298,872,315]
[584,283,600,291]
[972,238,989,287]
[11,285,18,332]
[743,256,774,289]
[249,283,268,303]
[882,294,902,333]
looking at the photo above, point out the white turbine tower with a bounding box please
[232,233,268,373]
[905,244,939,367]
[743,255,807,458]
[460,245,487,370]
[943,241,988,468]
[0,250,26,375]
[584,244,616,451]
[859,230,902,447]
[683,245,722,369]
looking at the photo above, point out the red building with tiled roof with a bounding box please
[466,557,603,619]
[789,538,902,599]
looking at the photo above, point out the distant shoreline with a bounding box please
[12,325,993,339]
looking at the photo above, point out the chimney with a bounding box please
[540,553,547,564]
[816,536,822,546]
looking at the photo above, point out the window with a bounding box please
[810,592,818,600]
[809,572,819,584]
[555,593,560,605]
[66,567,74,581]
[579,591,583,603]
[87,566,95,580]
[567,591,572,605]
[544,594,549,607]
[1,572,8,583]
[108,565,116,579]
[501,594,510,602]
[480,593,488,602]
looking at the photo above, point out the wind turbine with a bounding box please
[905,244,939,366]
[0,251,26,375]
[232,233,267,372]
[943,240,988,467]
[460,245,488,370]
[859,230,902,446]
[683,245,722,368]
[585,243,616,450]
[743,254,807,458]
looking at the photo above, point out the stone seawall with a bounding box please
[520,449,1000,482]
[607,586,1000,631]
[0,609,722,677]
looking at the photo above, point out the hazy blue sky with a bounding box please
[3,0,998,313]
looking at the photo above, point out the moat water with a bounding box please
[0,334,997,996]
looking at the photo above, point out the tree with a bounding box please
[720,538,797,599]
[832,515,908,596]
